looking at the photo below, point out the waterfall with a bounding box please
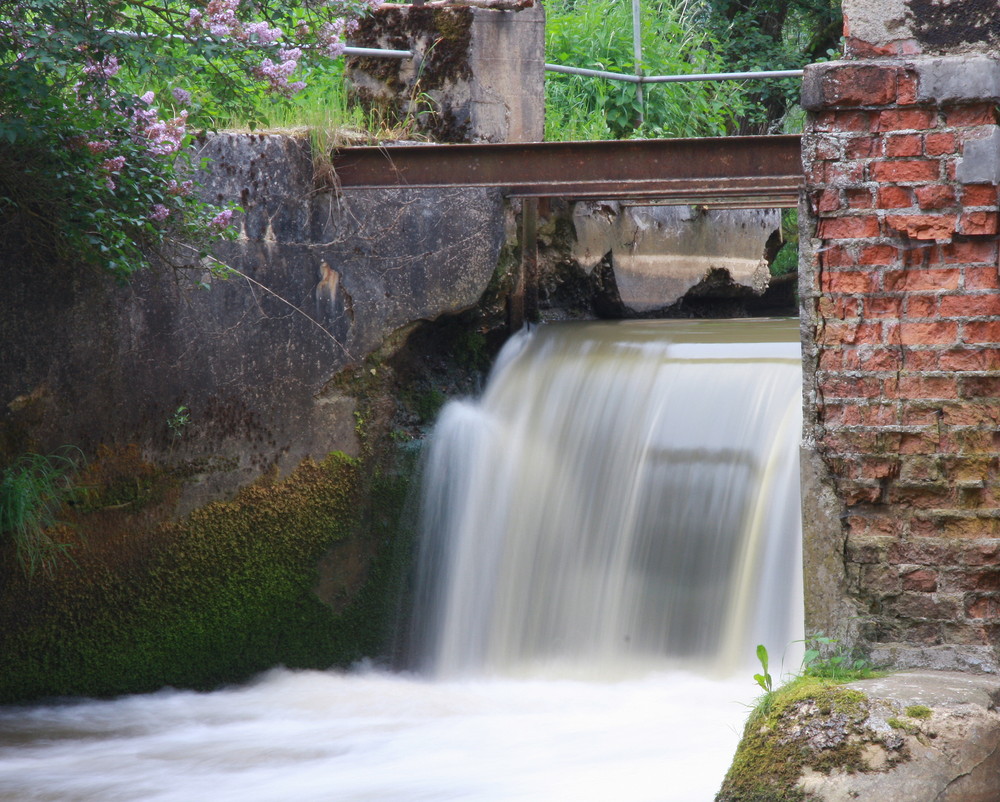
[412,319,803,678]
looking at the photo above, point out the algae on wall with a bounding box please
[0,445,417,703]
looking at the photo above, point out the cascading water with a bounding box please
[0,318,804,802]
[412,319,803,678]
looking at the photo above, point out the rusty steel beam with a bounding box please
[331,135,802,208]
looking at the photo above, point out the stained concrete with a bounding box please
[571,203,779,314]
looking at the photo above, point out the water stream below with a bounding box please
[0,319,803,801]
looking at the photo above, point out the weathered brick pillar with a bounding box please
[801,1,1000,671]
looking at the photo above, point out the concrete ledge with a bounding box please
[801,671,1000,801]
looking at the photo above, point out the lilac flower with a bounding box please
[83,55,120,80]
[171,87,191,106]
[150,204,171,222]
[100,155,126,172]
[86,140,112,154]
[210,209,234,230]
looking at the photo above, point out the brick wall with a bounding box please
[801,57,1000,671]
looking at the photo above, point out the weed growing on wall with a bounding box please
[0,448,82,578]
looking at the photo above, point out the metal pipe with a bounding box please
[545,63,803,84]
[343,47,412,59]
[545,63,642,83]
[631,0,643,125]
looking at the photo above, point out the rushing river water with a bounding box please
[0,319,803,801]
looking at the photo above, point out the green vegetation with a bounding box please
[701,0,842,133]
[0,448,82,578]
[0,449,416,703]
[721,637,886,800]
[799,633,881,682]
[717,676,879,801]
[544,0,748,140]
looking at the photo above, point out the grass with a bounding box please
[0,448,82,578]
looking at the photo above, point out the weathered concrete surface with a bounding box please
[843,0,1000,56]
[571,203,779,313]
[0,133,505,510]
[800,671,1000,801]
[347,4,545,143]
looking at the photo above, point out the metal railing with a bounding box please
[544,64,804,84]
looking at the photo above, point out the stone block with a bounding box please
[347,4,544,143]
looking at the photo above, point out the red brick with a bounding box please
[897,373,959,397]
[915,184,957,210]
[872,159,941,183]
[959,376,1000,398]
[902,568,937,593]
[966,595,1000,619]
[822,65,899,107]
[818,374,883,399]
[819,319,882,346]
[818,216,881,240]
[846,187,875,209]
[962,184,999,206]
[816,188,842,213]
[942,240,998,265]
[924,131,958,156]
[862,296,903,318]
[939,294,1000,317]
[884,268,960,292]
[905,295,938,318]
[826,161,867,184]
[964,267,1000,290]
[877,108,937,131]
[891,320,958,346]
[858,244,899,265]
[959,211,999,236]
[834,110,876,132]
[903,245,938,268]
[851,403,899,426]
[877,185,915,208]
[886,134,924,157]
[901,402,943,425]
[821,269,877,294]
[896,431,945,454]
[846,136,882,159]
[860,459,900,480]
[897,71,919,105]
[946,105,998,127]
[963,321,1000,343]
[938,348,1000,370]
[945,402,1000,427]
[885,213,957,240]
[845,37,900,59]
[842,347,902,371]
[820,244,856,268]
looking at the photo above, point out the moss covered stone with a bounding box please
[716,677,908,802]
[0,450,415,703]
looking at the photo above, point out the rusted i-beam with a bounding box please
[331,135,802,208]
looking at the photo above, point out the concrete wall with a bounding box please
[1,133,505,511]
[801,1,1000,671]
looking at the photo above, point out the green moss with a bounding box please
[0,451,417,703]
[905,704,932,719]
[716,677,891,802]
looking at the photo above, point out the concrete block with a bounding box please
[956,127,1000,184]
[347,4,544,143]
[916,56,1000,104]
